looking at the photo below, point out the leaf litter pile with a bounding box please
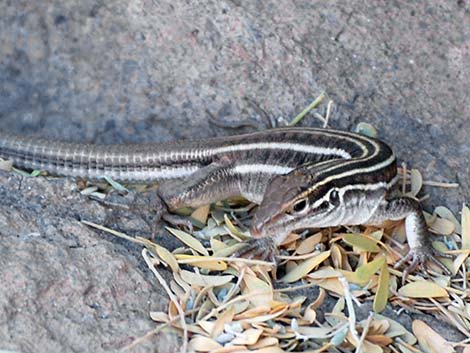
[83,165,470,353]
[2,95,469,353]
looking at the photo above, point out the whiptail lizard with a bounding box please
[0,127,451,277]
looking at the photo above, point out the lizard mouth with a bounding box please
[250,213,295,239]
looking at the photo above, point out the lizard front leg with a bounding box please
[368,197,452,278]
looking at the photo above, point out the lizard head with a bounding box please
[249,163,352,245]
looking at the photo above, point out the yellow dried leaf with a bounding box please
[311,287,326,309]
[356,255,385,282]
[308,267,342,279]
[250,337,278,349]
[224,214,249,239]
[372,313,416,345]
[210,238,226,252]
[373,261,390,313]
[213,242,247,257]
[361,340,383,353]
[166,227,209,256]
[398,281,448,298]
[431,241,453,273]
[342,234,381,252]
[139,238,180,272]
[462,204,470,250]
[188,335,222,351]
[410,169,423,196]
[237,306,288,324]
[338,269,368,286]
[175,254,227,271]
[280,232,301,246]
[312,278,344,296]
[149,311,169,322]
[303,302,317,323]
[412,320,455,353]
[296,232,322,254]
[191,204,210,225]
[296,325,334,338]
[231,328,263,345]
[234,306,271,320]
[330,243,343,269]
[180,270,234,287]
[211,346,248,353]
[281,250,331,283]
[429,217,455,235]
[212,306,235,338]
[243,273,273,307]
[198,320,215,334]
[250,347,285,353]
[435,206,461,234]
[453,251,470,274]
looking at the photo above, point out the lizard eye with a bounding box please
[290,198,309,214]
[329,189,340,206]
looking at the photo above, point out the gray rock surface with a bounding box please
[1,1,468,352]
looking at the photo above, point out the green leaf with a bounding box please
[373,261,390,312]
[342,233,381,252]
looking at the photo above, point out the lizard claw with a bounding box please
[232,237,278,264]
[394,244,452,280]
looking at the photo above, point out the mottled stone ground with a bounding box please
[1,1,468,352]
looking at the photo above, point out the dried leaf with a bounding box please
[429,217,455,235]
[296,232,322,254]
[188,335,223,351]
[211,347,248,353]
[237,305,288,324]
[250,337,279,349]
[231,328,263,345]
[149,311,169,323]
[166,227,209,256]
[140,238,179,272]
[191,205,210,225]
[356,255,385,282]
[281,250,331,283]
[180,270,234,287]
[412,320,455,353]
[175,254,227,271]
[303,302,317,324]
[249,347,285,353]
[435,206,461,234]
[410,169,423,196]
[398,281,448,298]
[373,313,416,345]
[462,204,470,250]
[295,326,334,339]
[361,340,383,353]
[453,251,470,274]
[330,243,343,269]
[210,238,227,252]
[342,234,381,252]
[242,274,273,307]
[366,335,393,346]
[198,320,216,334]
[212,306,235,338]
[224,214,249,239]
[373,261,390,313]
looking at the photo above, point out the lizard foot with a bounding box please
[394,244,452,280]
[232,237,278,264]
